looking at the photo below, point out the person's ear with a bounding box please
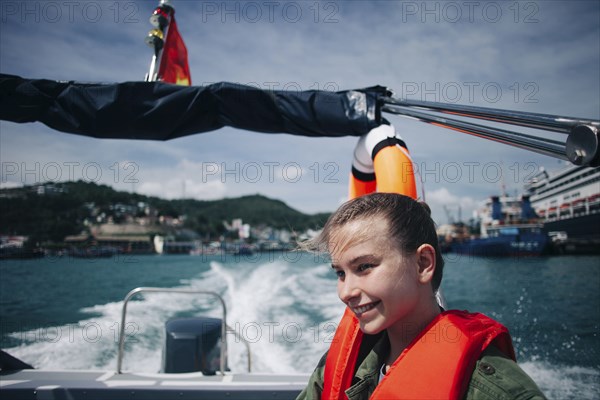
[416,244,436,285]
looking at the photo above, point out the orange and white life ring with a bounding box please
[349,123,417,200]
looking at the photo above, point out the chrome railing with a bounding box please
[226,325,252,373]
[116,287,229,374]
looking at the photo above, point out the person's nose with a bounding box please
[338,275,361,304]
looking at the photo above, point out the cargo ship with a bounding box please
[451,195,548,257]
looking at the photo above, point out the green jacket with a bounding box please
[297,332,546,400]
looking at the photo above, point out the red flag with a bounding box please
[158,13,191,86]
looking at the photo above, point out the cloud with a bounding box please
[0,180,22,189]
[137,178,226,201]
[117,158,228,200]
[424,187,479,223]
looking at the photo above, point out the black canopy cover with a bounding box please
[0,74,388,140]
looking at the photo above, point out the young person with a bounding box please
[297,193,546,400]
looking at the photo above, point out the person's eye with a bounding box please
[334,269,345,279]
[357,263,374,272]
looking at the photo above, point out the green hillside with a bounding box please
[0,181,330,243]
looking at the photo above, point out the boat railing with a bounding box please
[226,324,253,372]
[117,287,236,375]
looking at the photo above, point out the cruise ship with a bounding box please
[524,165,600,242]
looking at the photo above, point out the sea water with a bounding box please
[1,252,598,399]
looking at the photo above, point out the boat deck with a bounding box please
[0,369,309,399]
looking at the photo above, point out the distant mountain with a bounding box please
[0,181,330,243]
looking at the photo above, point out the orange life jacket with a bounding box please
[322,309,516,400]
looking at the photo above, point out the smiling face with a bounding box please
[329,216,437,336]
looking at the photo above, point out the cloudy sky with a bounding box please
[1,0,599,223]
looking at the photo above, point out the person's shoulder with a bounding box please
[466,346,547,400]
[295,351,328,400]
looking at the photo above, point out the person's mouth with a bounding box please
[352,301,380,316]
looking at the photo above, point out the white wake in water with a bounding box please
[5,256,343,374]
[521,361,600,399]
[206,258,343,373]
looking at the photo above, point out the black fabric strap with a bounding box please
[351,166,376,182]
[371,137,408,160]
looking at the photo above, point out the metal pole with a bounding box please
[382,104,568,159]
[144,0,174,82]
[383,97,600,134]
[382,102,600,167]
